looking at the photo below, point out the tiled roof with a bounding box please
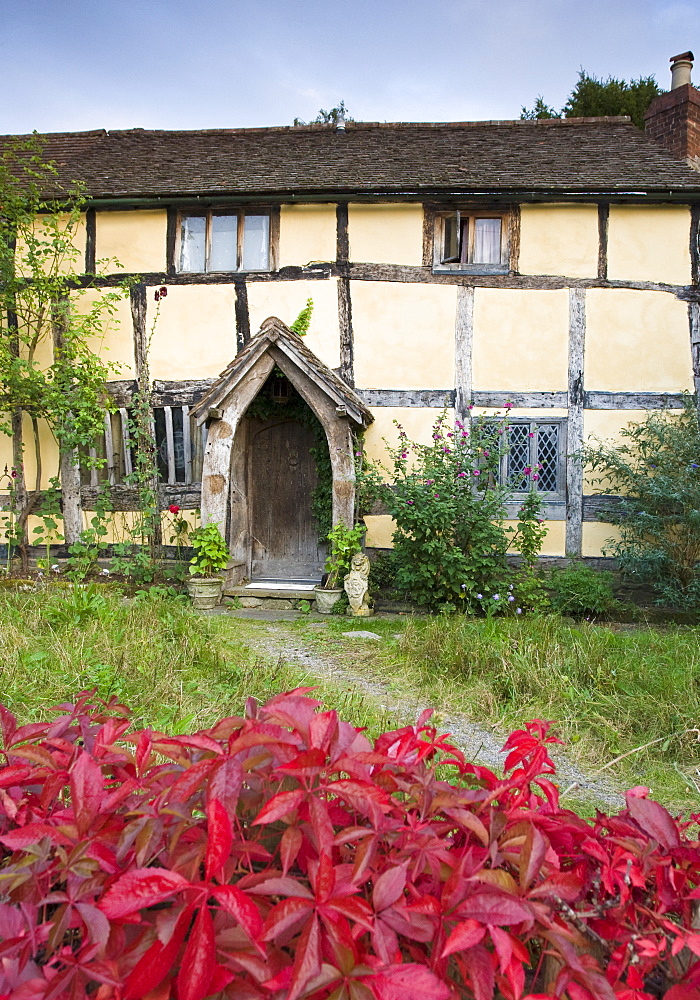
[5,118,700,199]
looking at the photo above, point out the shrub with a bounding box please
[2,691,700,999]
[359,410,511,611]
[548,561,620,617]
[584,400,700,608]
[189,523,231,578]
[323,521,366,589]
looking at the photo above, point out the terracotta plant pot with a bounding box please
[313,586,343,614]
[186,577,223,610]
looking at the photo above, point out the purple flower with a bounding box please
[434,494,440,499]
[476,593,483,599]
[508,595,515,602]
[407,500,414,505]
[493,594,500,601]
[532,474,539,481]
[472,469,481,477]
[516,608,522,614]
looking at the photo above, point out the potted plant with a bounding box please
[186,523,230,609]
[314,522,366,614]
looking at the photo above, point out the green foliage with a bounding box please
[289,297,314,336]
[584,400,700,608]
[293,100,354,126]
[381,613,700,805]
[368,549,398,593]
[520,69,663,130]
[359,410,511,611]
[548,562,620,618]
[31,480,63,570]
[44,583,110,627]
[66,494,112,582]
[189,522,230,578]
[0,140,130,530]
[324,521,366,589]
[520,96,559,120]
[508,490,551,613]
[563,70,662,128]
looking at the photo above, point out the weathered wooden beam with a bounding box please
[689,301,700,417]
[66,266,691,295]
[182,405,192,485]
[234,278,250,350]
[130,284,147,379]
[584,391,687,409]
[80,484,202,511]
[337,276,354,386]
[508,206,521,272]
[104,414,116,486]
[85,208,96,274]
[566,288,586,557]
[597,203,609,280]
[454,286,474,425]
[119,408,132,477]
[357,389,456,407]
[472,390,569,408]
[336,203,349,263]
[164,405,176,484]
[166,207,177,278]
[690,204,700,287]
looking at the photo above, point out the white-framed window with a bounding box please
[495,419,566,498]
[433,210,509,273]
[177,210,271,272]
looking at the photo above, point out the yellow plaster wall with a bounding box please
[247,279,341,371]
[278,205,337,267]
[582,522,621,557]
[472,288,569,390]
[607,206,691,285]
[16,214,86,277]
[75,291,134,378]
[352,282,457,389]
[363,406,450,470]
[348,204,424,266]
[364,514,396,549]
[505,518,566,557]
[96,210,167,273]
[583,409,648,492]
[518,204,598,278]
[148,285,239,380]
[585,290,692,392]
[20,415,59,490]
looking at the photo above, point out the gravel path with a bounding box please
[238,620,626,811]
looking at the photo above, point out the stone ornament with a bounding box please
[344,552,373,617]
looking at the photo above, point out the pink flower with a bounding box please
[523,466,531,475]
[434,494,440,499]
[472,470,481,477]
[457,471,467,478]
[532,474,539,481]
[407,500,414,505]
[483,449,489,457]
[169,504,180,514]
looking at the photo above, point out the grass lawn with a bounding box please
[1,586,699,811]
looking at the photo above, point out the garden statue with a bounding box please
[344,552,373,616]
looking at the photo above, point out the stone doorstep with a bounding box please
[224,584,320,601]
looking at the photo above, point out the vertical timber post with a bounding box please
[566,288,586,558]
[336,204,354,386]
[52,296,84,545]
[454,285,474,426]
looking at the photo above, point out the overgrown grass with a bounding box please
[0,587,310,732]
[371,614,700,807]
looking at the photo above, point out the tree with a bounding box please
[0,139,129,565]
[520,96,559,120]
[293,100,354,126]
[520,70,663,129]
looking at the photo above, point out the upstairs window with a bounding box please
[433,210,509,273]
[178,210,271,272]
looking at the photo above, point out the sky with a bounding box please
[1,0,699,135]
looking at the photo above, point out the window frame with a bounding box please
[496,418,567,500]
[429,205,513,275]
[175,207,276,274]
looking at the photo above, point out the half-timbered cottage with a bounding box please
[3,52,700,584]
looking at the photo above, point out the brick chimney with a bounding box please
[644,51,700,170]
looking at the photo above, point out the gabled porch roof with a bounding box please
[191,316,373,428]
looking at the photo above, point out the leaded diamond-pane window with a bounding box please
[500,420,565,497]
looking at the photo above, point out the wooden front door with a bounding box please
[249,418,325,580]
